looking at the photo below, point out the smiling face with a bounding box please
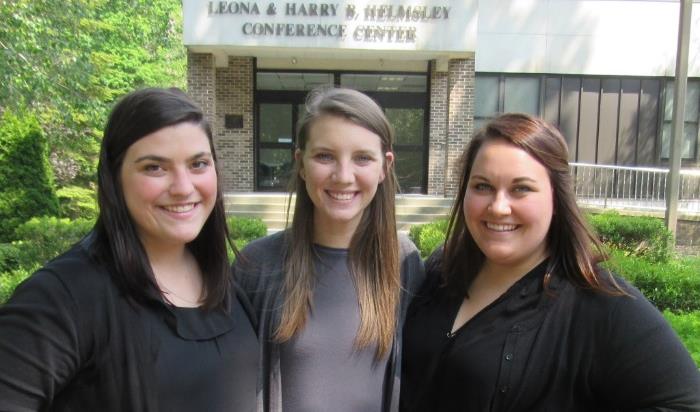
[463,139,553,272]
[120,122,217,253]
[299,114,393,241]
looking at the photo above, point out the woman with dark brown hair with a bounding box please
[234,86,424,412]
[401,113,700,411]
[0,88,258,411]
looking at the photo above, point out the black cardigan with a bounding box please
[401,253,700,411]
[0,241,258,411]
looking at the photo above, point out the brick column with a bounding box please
[445,58,475,197]
[186,52,216,130]
[215,56,255,192]
[427,62,449,196]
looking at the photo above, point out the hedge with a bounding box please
[0,110,60,241]
[588,211,673,263]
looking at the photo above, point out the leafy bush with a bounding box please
[57,185,98,220]
[409,219,448,258]
[227,217,267,249]
[0,243,21,273]
[663,310,700,368]
[588,211,673,263]
[0,110,60,241]
[604,250,700,312]
[12,216,94,271]
[0,269,33,304]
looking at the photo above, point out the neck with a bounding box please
[142,240,204,307]
[479,253,548,289]
[312,214,359,249]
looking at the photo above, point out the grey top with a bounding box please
[234,231,425,412]
[280,245,387,412]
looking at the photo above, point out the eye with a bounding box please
[472,182,492,192]
[313,152,334,162]
[512,185,534,194]
[191,159,211,171]
[354,154,373,164]
[143,163,164,175]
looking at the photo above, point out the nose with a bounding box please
[169,168,195,196]
[332,160,354,184]
[488,191,511,216]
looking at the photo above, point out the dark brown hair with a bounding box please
[92,87,233,310]
[277,87,400,358]
[442,113,625,296]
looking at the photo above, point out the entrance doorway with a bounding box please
[255,71,428,193]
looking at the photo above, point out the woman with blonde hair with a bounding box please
[235,87,424,412]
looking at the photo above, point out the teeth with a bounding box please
[163,203,195,213]
[328,192,354,201]
[486,223,517,232]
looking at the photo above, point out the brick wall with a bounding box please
[186,52,216,128]
[215,57,255,192]
[427,63,448,196]
[445,58,475,197]
[427,58,475,197]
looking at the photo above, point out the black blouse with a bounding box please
[0,241,259,412]
[401,253,700,412]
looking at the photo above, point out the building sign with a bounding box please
[183,1,477,52]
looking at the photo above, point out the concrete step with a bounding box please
[224,192,453,232]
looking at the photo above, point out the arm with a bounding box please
[0,270,81,411]
[595,283,700,411]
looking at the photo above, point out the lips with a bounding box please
[326,191,356,201]
[161,203,197,213]
[485,222,518,232]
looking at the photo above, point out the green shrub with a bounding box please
[0,110,60,242]
[13,216,94,270]
[227,216,267,247]
[0,243,21,273]
[409,219,449,258]
[588,211,673,263]
[604,250,700,312]
[57,185,98,220]
[663,310,700,368]
[0,269,32,304]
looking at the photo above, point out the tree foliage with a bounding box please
[0,110,60,241]
[0,0,186,185]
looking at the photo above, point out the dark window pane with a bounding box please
[394,150,423,193]
[662,121,698,159]
[260,104,292,143]
[386,108,424,145]
[257,72,333,91]
[340,74,426,93]
[258,148,293,189]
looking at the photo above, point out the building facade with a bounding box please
[183,0,700,196]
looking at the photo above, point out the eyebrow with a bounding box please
[133,151,212,163]
[470,174,537,184]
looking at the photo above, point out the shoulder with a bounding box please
[398,233,425,294]
[23,242,115,303]
[233,231,287,292]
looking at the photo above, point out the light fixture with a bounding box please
[291,57,297,64]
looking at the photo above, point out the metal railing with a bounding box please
[570,163,700,214]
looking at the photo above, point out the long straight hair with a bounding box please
[91,87,233,310]
[442,113,626,297]
[276,87,400,359]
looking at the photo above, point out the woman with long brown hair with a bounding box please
[235,86,424,412]
[401,113,700,411]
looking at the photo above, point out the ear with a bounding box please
[380,151,395,182]
[295,149,305,180]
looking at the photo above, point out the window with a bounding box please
[661,80,699,160]
[475,74,541,131]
